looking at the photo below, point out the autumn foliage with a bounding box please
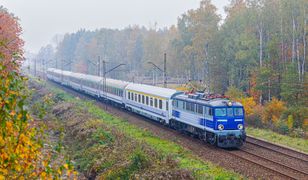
[261,98,287,126]
[0,7,74,179]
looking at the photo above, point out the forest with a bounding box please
[35,0,307,136]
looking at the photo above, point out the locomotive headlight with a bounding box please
[238,124,243,130]
[218,124,224,131]
[227,101,232,106]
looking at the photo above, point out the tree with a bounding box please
[0,6,74,178]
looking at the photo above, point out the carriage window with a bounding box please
[138,94,141,103]
[146,96,149,105]
[159,100,162,109]
[154,98,158,108]
[166,101,169,110]
[131,93,134,100]
[197,105,203,115]
[209,108,213,116]
[185,102,189,111]
[142,95,145,104]
[178,100,183,109]
[192,103,195,112]
[234,108,244,116]
[135,94,137,102]
[215,108,227,116]
[150,97,153,106]
[227,108,233,117]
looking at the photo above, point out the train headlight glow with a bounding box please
[218,124,224,131]
[238,124,243,130]
[227,101,232,106]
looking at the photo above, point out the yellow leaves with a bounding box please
[0,67,77,179]
[237,97,256,116]
[287,115,294,130]
[261,98,287,125]
[0,136,4,146]
[0,168,8,176]
[15,164,22,172]
[0,174,5,180]
[19,133,31,146]
[63,163,69,169]
[41,172,47,178]
[5,121,13,133]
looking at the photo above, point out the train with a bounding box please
[46,68,246,148]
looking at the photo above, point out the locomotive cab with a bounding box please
[213,103,246,148]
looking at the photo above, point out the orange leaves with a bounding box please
[261,98,287,125]
[0,7,76,179]
[237,97,257,116]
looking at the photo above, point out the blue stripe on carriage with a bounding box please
[172,110,180,118]
[206,120,214,128]
[199,118,214,128]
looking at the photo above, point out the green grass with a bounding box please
[246,127,308,153]
[47,84,243,179]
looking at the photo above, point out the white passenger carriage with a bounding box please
[124,83,182,124]
[47,68,129,105]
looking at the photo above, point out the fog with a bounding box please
[1,0,229,53]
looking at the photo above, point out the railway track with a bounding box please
[227,148,308,179]
[238,136,308,179]
[44,80,308,179]
[246,136,308,163]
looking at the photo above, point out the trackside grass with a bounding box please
[246,127,308,153]
[45,82,243,179]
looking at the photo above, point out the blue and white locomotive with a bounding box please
[171,93,246,147]
[46,68,246,148]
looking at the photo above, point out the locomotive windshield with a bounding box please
[234,108,244,116]
[215,107,244,117]
[215,108,227,116]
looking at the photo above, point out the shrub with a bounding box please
[262,98,287,126]
[246,105,263,128]
[277,121,289,135]
[238,97,257,116]
[287,115,294,130]
[290,128,306,138]
[282,106,308,130]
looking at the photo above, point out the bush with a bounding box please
[262,98,287,126]
[239,97,257,116]
[290,128,306,138]
[277,121,289,135]
[287,115,294,130]
[246,105,263,128]
[282,106,308,130]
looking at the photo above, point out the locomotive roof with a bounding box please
[125,83,181,99]
[47,68,129,89]
[174,94,243,107]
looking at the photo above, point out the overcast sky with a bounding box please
[1,0,229,53]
